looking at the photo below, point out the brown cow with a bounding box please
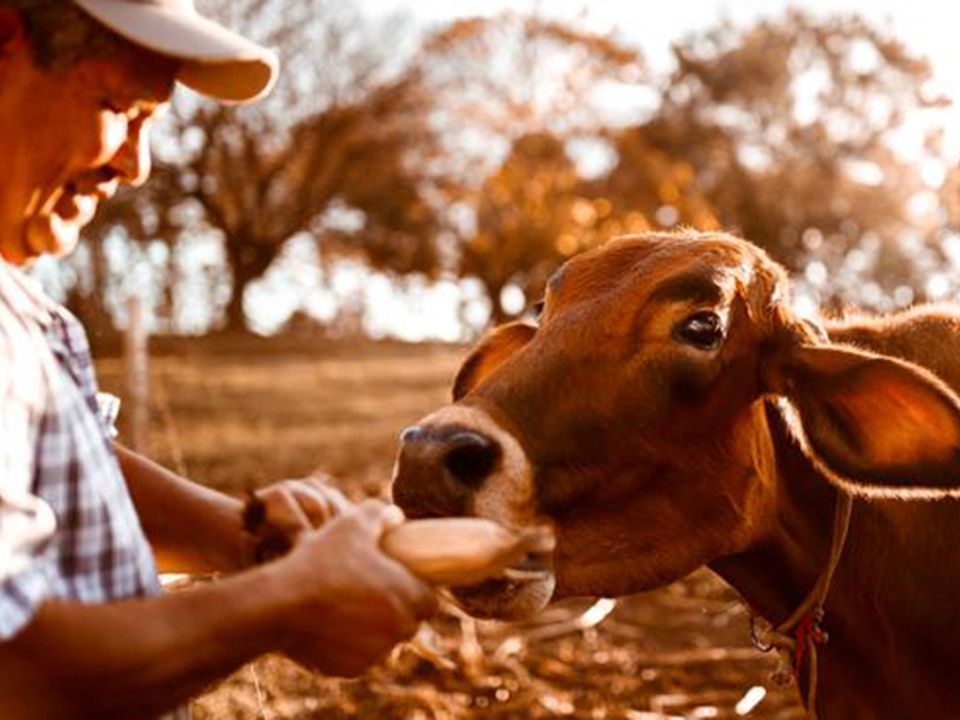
[392,231,960,720]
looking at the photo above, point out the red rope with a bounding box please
[793,608,827,673]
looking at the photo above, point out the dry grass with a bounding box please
[95,335,804,720]
[96,336,460,492]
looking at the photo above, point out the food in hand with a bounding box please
[380,518,555,586]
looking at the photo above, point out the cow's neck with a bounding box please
[711,404,836,628]
[709,403,960,718]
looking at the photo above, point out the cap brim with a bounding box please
[73,0,279,103]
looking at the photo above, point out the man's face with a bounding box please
[1,23,178,264]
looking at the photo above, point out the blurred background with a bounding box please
[47,0,960,717]
[39,0,960,342]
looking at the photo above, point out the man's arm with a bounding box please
[116,445,352,574]
[0,562,286,720]
[114,444,252,573]
[0,501,437,720]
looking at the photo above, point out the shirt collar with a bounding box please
[0,260,57,330]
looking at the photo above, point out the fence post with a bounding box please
[125,294,149,452]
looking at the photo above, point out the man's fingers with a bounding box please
[370,542,439,621]
[375,563,436,635]
[287,484,336,525]
[381,590,421,640]
[388,568,439,622]
[357,499,406,535]
[264,489,313,535]
[348,500,438,620]
[256,478,355,542]
[308,499,436,620]
[408,581,439,621]
[305,478,351,515]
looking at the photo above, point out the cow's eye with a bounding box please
[533,300,545,320]
[675,311,724,350]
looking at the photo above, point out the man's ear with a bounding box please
[764,344,960,494]
[453,322,537,401]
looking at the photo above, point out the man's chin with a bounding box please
[22,214,82,262]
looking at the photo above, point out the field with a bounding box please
[95,336,806,720]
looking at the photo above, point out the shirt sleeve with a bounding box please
[0,502,57,640]
[0,324,57,640]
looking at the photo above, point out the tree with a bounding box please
[416,12,646,321]
[418,12,645,181]
[464,132,579,323]
[174,74,440,331]
[609,11,948,278]
[84,0,443,332]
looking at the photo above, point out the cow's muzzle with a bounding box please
[391,404,555,619]
[393,425,500,517]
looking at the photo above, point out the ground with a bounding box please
[95,335,806,720]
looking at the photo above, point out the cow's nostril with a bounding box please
[400,425,426,444]
[443,431,499,488]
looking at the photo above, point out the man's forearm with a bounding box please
[115,444,253,573]
[0,564,291,720]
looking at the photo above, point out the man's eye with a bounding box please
[675,311,725,350]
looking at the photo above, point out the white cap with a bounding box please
[72,0,279,103]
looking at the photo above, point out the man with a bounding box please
[0,1,437,718]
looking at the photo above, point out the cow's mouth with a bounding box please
[502,550,553,581]
[392,402,554,619]
[450,549,556,620]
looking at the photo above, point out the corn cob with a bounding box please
[381,518,555,586]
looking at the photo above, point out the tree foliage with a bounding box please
[642,11,945,268]
[416,12,647,320]
[465,10,950,322]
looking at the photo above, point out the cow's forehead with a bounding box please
[548,233,769,308]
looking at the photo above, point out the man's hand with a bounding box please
[245,475,351,563]
[0,500,437,719]
[270,499,438,677]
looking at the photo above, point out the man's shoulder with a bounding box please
[0,261,92,353]
[0,261,61,323]
[0,286,37,361]
[0,266,55,410]
[0,327,48,415]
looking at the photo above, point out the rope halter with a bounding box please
[749,491,854,720]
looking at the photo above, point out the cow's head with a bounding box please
[392,232,960,619]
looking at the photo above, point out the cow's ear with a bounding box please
[765,344,960,494]
[453,323,537,401]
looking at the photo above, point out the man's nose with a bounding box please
[392,425,501,518]
[108,119,152,187]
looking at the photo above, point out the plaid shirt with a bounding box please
[0,260,187,718]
